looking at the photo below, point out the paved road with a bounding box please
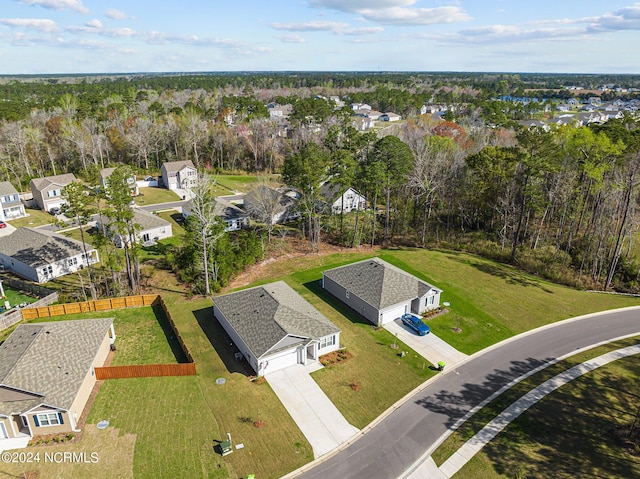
[294,307,640,479]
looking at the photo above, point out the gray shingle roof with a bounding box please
[0,227,94,268]
[99,167,116,180]
[214,198,248,220]
[323,257,440,310]
[213,281,340,359]
[0,318,113,415]
[162,160,195,173]
[30,173,76,192]
[0,181,19,197]
[100,208,170,232]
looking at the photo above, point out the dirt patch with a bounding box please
[224,236,379,291]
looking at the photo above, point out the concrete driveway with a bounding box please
[385,319,468,367]
[0,222,16,237]
[266,364,360,458]
[0,437,30,453]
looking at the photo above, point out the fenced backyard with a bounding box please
[14,293,196,378]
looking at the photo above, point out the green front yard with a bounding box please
[133,187,180,206]
[1,247,638,479]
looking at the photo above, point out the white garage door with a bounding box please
[380,304,407,325]
[262,349,298,375]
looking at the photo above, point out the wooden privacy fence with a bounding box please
[157,296,194,363]
[95,363,196,380]
[20,294,158,320]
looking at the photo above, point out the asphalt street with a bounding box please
[295,307,640,479]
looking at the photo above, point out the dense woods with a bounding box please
[2,72,640,294]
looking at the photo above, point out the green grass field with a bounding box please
[2,247,638,479]
[0,285,37,310]
[134,187,180,206]
[444,338,640,479]
[8,208,56,228]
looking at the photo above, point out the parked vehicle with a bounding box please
[0,221,7,228]
[49,206,61,216]
[401,313,430,336]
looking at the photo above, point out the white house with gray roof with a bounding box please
[160,160,197,191]
[322,258,442,327]
[97,208,173,247]
[29,173,76,213]
[0,318,115,446]
[0,227,99,283]
[0,181,26,221]
[213,281,341,376]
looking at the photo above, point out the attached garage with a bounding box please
[380,303,408,325]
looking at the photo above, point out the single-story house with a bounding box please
[29,173,76,213]
[100,167,139,196]
[213,281,341,376]
[0,181,26,221]
[380,112,401,122]
[320,183,366,214]
[0,227,99,283]
[182,198,250,232]
[160,160,197,191]
[97,208,173,247]
[322,258,442,327]
[0,318,115,445]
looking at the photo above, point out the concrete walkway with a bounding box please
[266,364,360,458]
[385,319,468,367]
[410,343,640,478]
[0,436,30,453]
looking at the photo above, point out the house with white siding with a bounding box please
[322,258,441,327]
[213,281,341,376]
[0,227,99,283]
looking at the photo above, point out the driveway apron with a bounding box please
[266,364,360,458]
[385,319,468,367]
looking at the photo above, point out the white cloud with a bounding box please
[105,9,129,20]
[310,0,471,26]
[18,0,89,14]
[584,3,640,32]
[0,18,58,33]
[341,26,384,35]
[84,19,102,29]
[270,21,382,35]
[271,21,350,32]
[310,0,415,12]
[358,6,471,25]
[275,34,305,43]
[66,24,137,37]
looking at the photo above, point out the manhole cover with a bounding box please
[96,420,109,429]
[216,378,226,385]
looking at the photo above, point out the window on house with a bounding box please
[47,190,59,197]
[42,265,53,276]
[68,257,78,266]
[319,335,335,349]
[34,412,63,427]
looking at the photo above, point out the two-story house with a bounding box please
[160,161,197,191]
[100,167,139,196]
[29,173,76,213]
[0,181,26,221]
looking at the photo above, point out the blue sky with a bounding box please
[0,0,639,74]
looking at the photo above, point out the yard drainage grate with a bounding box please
[216,378,226,385]
[96,420,109,429]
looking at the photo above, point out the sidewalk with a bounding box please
[410,343,640,478]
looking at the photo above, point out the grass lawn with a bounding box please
[214,174,280,196]
[379,249,640,354]
[134,187,180,206]
[0,285,37,309]
[444,338,640,479]
[60,225,95,245]
[8,208,55,228]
